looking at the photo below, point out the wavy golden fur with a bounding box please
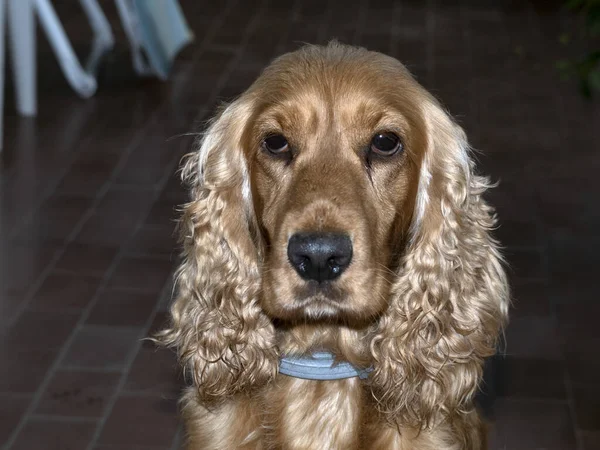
[157,42,509,449]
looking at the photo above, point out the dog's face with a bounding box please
[240,52,427,325]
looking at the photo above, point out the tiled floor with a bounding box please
[1,1,598,449]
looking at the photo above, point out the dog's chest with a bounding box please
[262,376,370,448]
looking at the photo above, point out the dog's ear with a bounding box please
[157,98,277,404]
[370,96,509,429]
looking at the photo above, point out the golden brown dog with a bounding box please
[158,42,509,449]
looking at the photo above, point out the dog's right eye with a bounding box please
[262,134,289,154]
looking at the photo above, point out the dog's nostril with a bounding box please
[287,232,353,283]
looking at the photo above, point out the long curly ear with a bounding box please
[370,97,509,429]
[157,99,277,404]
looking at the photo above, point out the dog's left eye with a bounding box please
[370,132,402,156]
[262,134,289,154]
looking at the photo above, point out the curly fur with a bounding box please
[158,102,278,404]
[370,102,508,431]
[157,42,509,450]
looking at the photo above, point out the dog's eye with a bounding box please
[370,132,402,156]
[262,134,289,154]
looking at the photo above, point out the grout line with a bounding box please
[1,0,242,447]
[28,414,98,424]
[113,388,179,399]
[52,365,123,374]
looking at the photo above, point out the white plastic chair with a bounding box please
[0,0,114,151]
[0,0,192,152]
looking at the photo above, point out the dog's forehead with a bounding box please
[257,51,412,98]
[248,49,422,134]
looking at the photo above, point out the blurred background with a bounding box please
[0,1,598,449]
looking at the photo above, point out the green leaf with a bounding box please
[586,5,600,35]
[589,68,600,92]
[514,45,525,57]
[558,32,571,44]
[566,0,586,10]
[555,59,573,70]
[580,81,592,98]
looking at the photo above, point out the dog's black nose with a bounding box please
[287,232,353,282]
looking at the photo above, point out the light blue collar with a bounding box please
[279,352,372,381]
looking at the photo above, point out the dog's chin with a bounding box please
[263,293,379,327]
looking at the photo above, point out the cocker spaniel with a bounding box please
[158,42,509,449]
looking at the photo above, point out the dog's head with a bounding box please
[248,48,424,325]
[159,42,509,427]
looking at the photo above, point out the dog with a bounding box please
[157,42,509,449]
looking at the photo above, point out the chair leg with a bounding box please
[114,0,152,76]
[0,0,6,151]
[34,0,97,98]
[78,0,114,74]
[8,0,36,116]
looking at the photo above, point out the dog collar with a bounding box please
[279,352,372,380]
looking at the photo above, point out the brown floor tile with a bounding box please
[147,312,172,338]
[94,446,169,450]
[564,336,600,386]
[144,200,179,229]
[93,188,156,228]
[0,294,23,324]
[504,248,546,279]
[35,369,121,418]
[62,325,141,370]
[0,349,57,394]
[549,276,600,305]
[54,243,119,277]
[509,278,552,319]
[0,243,60,297]
[55,155,117,197]
[573,385,600,431]
[10,418,97,450]
[124,345,182,397]
[557,300,600,339]
[97,395,179,447]
[74,213,139,247]
[497,356,567,400]
[115,135,181,186]
[125,224,178,258]
[159,172,188,204]
[581,431,600,450]
[0,310,80,353]
[86,288,157,327]
[13,195,93,244]
[29,273,102,311]
[106,256,174,293]
[494,219,541,249]
[504,317,563,360]
[489,398,576,450]
[0,395,31,446]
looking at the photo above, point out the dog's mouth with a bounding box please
[295,280,346,302]
[269,281,362,323]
